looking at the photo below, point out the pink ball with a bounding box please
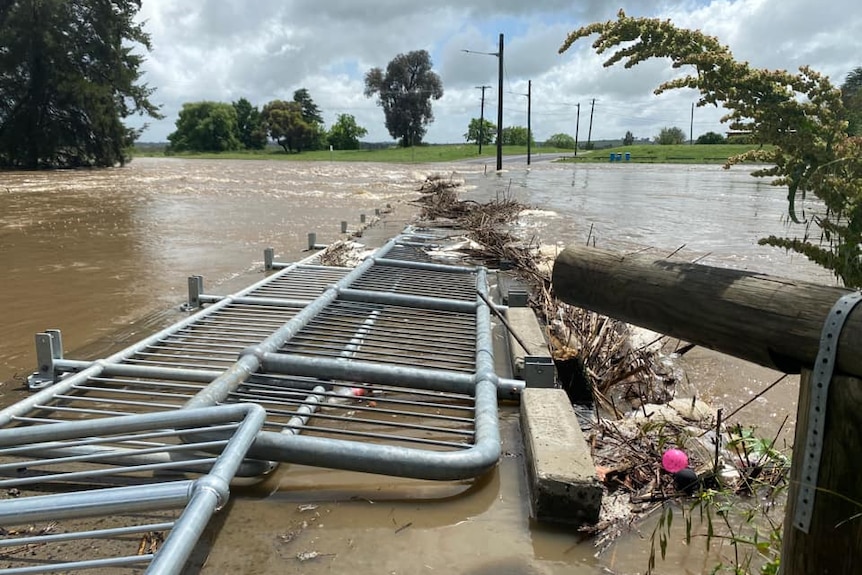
[662,448,689,473]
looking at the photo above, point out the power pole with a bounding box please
[690,102,695,145]
[496,33,504,171]
[574,103,580,157]
[586,98,595,150]
[476,85,491,154]
[527,80,532,166]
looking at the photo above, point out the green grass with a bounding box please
[133,142,767,164]
[132,144,573,163]
[560,143,767,164]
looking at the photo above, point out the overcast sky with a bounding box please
[130,0,862,144]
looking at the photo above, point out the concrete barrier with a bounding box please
[506,307,554,387]
[520,388,602,527]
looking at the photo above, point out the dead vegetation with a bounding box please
[414,173,676,412]
[411,174,789,545]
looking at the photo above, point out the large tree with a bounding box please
[500,126,534,146]
[327,113,367,150]
[841,67,862,136]
[0,0,160,169]
[167,102,241,152]
[262,100,315,153]
[546,133,576,149]
[364,50,443,147]
[232,98,267,150]
[655,126,686,145]
[561,10,862,287]
[292,88,325,150]
[464,118,496,146]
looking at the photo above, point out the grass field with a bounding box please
[132,144,571,163]
[561,143,767,164]
[132,143,764,164]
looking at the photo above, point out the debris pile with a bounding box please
[411,175,790,546]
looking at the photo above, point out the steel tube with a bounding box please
[372,257,477,274]
[337,288,478,313]
[246,379,499,480]
[261,353,476,394]
[0,481,194,523]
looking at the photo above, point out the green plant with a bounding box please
[646,426,789,575]
[560,10,862,287]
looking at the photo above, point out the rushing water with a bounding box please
[0,157,831,574]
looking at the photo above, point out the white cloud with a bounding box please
[130,0,862,144]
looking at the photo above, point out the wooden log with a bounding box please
[551,245,862,377]
[781,370,862,573]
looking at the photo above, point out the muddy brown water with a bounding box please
[0,157,833,573]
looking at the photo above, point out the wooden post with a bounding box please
[552,245,862,574]
[551,245,862,374]
[782,370,862,573]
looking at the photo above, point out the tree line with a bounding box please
[166,90,367,153]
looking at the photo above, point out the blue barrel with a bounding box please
[609,153,616,162]
[615,153,623,162]
[625,152,631,161]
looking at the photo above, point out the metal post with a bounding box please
[527,80,532,166]
[574,103,580,157]
[264,248,274,271]
[476,85,490,154]
[341,221,348,234]
[496,33,504,171]
[307,233,317,251]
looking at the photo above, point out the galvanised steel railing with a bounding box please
[0,404,266,574]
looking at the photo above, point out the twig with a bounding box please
[714,408,723,473]
[723,374,789,422]
[665,244,686,259]
[476,289,533,353]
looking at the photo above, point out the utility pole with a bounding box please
[496,33,504,171]
[586,98,595,150]
[475,85,491,154]
[690,102,695,145]
[574,102,580,157]
[461,34,503,171]
[527,80,532,166]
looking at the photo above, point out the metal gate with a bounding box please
[0,226,526,572]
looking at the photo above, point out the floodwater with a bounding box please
[0,157,834,574]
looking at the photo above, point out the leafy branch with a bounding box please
[560,10,862,287]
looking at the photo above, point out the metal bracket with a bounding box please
[27,329,63,389]
[524,356,556,388]
[181,275,204,311]
[794,290,862,533]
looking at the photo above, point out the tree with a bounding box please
[232,98,267,150]
[623,131,635,146]
[697,131,727,144]
[0,0,161,169]
[364,50,443,146]
[167,102,241,152]
[327,114,368,150]
[500,126,534,146]
[546,133,576,149]
[560,9,862,287]
[655,126,686,145]
[292,89,323,125]
[292,88,325,150]
[464,118,496,146]
[261,100,315,153]
[841,67,862,136]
